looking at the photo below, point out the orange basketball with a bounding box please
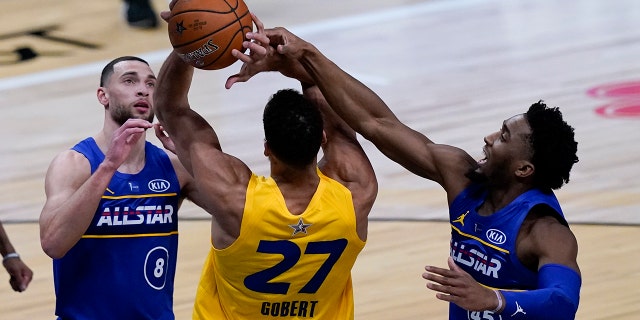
[167,0,253,70]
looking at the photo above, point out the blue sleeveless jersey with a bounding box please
[448,183,566,320]
[53,138,181,320]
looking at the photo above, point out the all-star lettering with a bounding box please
[451,241,501,278]
[97,205,174,226]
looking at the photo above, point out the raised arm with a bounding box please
[153,50,252,246]
[235,27,476,199]
[304,84,377,240]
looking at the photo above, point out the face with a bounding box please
[98,60,156,125]
[474,114,533,185]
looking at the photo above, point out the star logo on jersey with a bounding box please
[289,218,312,236]
[453,211,469,226]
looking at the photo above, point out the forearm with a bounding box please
[154,50,195,124]
[40,162,116,258]
[297,46,398,138]
[0,223,16,256]
[498,264,581,319]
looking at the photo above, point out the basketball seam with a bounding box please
[200,24,252,69]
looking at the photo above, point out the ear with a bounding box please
[97,87,109,107]
[515,160,534,178]
[321,130,327,145]
[263,140,270,157]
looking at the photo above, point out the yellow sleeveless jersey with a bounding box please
[193,170,366,320]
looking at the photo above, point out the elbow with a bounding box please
[40,234,68,259]
[548,291,580,320]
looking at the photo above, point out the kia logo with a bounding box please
[486,229,506,245]
[148,179,170,192]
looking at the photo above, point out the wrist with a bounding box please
[2,252,20,263]
[491,289,504,313]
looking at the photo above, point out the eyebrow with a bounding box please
[120,71,156,81]
[502,121,510,135]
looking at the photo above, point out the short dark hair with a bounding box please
[525,101,579,190]
[100,56,149,87]
[263,89,323,168]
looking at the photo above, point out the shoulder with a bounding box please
[44,149,92,191]
[48,148,89,170]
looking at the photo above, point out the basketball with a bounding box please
[167,0,253,70]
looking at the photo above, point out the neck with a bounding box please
[270,164,320,216]
[271,164,319,186]
[478,184,531,216]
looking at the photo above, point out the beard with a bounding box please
[111,105,154,126]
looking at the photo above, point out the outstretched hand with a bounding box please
[422,256,499,312]
[225,13,271,89]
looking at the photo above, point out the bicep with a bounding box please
[531,216,581,274]
[41,152,91,220]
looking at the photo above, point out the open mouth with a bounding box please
[477,147,488,165]
[134,101,149,111]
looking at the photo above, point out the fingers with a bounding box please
[225,75,240,89]
[160,0,178,22]
[246,29,269,43]
[116,119,152,140]
[447,256,461,271]
[424,264,454,277]
[125,131,145,145]
[251,12,264,34]
[153,123,167,140]
[160,10,171,22]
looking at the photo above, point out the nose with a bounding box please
[484,131,498,145]
[137,83,150,97]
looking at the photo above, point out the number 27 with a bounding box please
[244,239,347,294]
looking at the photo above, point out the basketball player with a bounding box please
[39,56,206,319]
[152,19,377,318]
[227,21,581,320]
[1,221,33,292]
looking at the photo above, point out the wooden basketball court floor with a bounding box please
[1,0,639,319]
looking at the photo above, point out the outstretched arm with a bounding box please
[304,84,377,240]
[153,49,252,247]
[236,27,476,199]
